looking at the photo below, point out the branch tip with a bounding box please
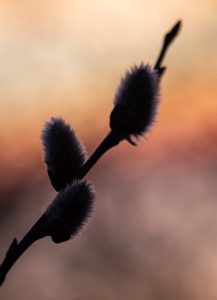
[165,20,182,45]
[154,19,182,76]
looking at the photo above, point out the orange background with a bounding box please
[0,1,217,299]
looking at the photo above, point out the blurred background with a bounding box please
[0,0,216,299]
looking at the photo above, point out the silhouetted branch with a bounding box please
[0,20,182,287]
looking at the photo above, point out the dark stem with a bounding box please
[154,20,182,76]
[78,131,121,179]
[0,215,47,286]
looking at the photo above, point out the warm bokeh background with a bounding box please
[0,1,216,299]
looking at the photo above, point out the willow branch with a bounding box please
[0,20,182,287]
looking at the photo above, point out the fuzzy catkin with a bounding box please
[45,180,95,243]
[110,64,160,138]
[41,117,86,191]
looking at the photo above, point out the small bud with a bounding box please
[165,20,182,46]
[41,117,86,191]
[45,180,95,243]
[110,64,160,142]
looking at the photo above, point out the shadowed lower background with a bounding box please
[0,1,217,299]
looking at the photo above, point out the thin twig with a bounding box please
[0,215,47,285]
[0,20,182,286]
[154,20,182,77]
[78,131,121,179]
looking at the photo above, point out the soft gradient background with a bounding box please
[0,1,216,299]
